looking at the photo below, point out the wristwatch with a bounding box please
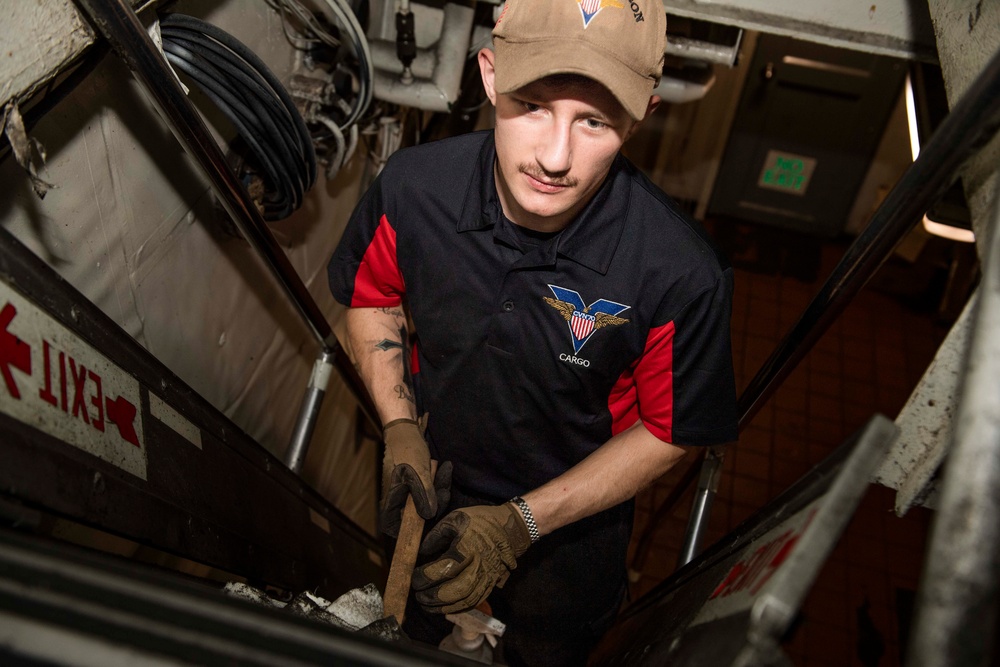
[509,496,541,544]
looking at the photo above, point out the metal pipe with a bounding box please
[73,0,333,348]
[652,71,716,105]
[677,445,724,567]
[370,40,436,79]
[285,350,335,473]
[677,44,1000,566]
[630,455,701,573]
[906,166,1000,667]
[665,34,741,67]
[372,3,474,112]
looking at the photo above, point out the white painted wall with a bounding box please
[0,0,378,533]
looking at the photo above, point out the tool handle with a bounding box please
[383,460,437,624]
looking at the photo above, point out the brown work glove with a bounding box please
[380,418,451,538]
[411,503,531,614]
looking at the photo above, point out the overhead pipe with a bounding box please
[665,33,742,68]
[652,69,716,105]
[678,43,1000,567]
[372,3,475,112]
[375,6,724,109]
[73,0,379,472]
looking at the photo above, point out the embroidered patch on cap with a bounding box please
[576,0,624,28]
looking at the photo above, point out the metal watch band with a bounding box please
[509,496,540,544]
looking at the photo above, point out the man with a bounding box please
[328,0,738,663]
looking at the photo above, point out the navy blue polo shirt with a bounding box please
[329,131,737,502]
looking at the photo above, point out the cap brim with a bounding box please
[493,38,653,121]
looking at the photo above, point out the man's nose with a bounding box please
[535,122,572,175]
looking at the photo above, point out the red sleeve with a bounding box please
[350,214,405,308]
[608,270,737,447]
[608,321,674,441]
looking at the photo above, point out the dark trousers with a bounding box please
[402,486,633,667]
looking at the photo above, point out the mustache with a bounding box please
[518,163,578,188]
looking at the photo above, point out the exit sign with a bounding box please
[0,282,146,479]
[758,150,817,196]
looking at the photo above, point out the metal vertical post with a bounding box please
[677,445,725,567]
[285,350,336,473]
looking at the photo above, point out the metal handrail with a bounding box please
[74,0,378,471]
[677,44,1000,567]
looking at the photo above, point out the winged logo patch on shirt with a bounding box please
[544,284,630,354]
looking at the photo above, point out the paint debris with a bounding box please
[2,102,53,199]
[222,581,404,640]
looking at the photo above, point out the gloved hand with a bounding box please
[411,503,531,614]
[380,417,451,537]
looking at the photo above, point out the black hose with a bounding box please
[161,39,302,213]
[162,14,316,185]
[163,46,294,217]
[159,13,316,221]
[160,26,306,213]
[160,31,302,155]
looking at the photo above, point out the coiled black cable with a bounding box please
[159,13,316,221]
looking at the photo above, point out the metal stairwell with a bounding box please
[2,0,999,665]
[1,0,388,590]
[0,0,401,661]
[0,220,384,601]
[599,40,1000,667]
[592,416,899,666]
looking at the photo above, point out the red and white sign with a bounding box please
[691,499,820,626]
[0,282,146,479]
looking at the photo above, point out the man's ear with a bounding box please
[624,95,661,141]
[478,48,498,106]
[643,95,662,120]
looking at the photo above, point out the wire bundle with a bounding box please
[159,14,317,221]
[265,0,374,129]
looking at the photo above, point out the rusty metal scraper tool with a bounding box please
[383,460,438,625]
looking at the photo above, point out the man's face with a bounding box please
[479,50,647,232]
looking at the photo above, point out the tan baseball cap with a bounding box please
[491,0,667,121]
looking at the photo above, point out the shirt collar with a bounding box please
[457,131,632,275]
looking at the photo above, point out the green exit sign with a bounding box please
[758,150,817,196]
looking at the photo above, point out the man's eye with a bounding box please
[586,118,607,129]
[523,102,541,113]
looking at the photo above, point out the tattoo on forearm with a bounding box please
[370,324,415,404]
[397,324,416,403]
